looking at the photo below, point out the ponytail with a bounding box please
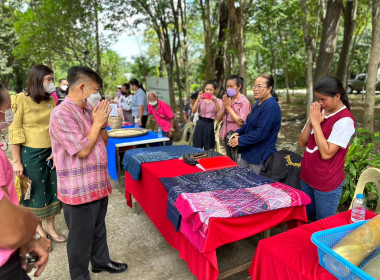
[314,76,350,111]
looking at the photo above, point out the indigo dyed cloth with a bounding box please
[175,182,312,251]
[160,166,274,230]
[122,145,202,180]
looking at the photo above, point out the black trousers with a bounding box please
[193,117,215,150]
[63,197,110,280]
[141,115,148,128]
[0,250,30,280]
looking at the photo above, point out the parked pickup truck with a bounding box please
[347,73,380,94]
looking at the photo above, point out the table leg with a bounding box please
[116,146,123,192]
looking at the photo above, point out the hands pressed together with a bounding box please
[309,102,324,127]
[92,100,111,129]
[222,94,231,109]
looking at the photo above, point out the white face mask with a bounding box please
[44,82,55,94]
[61,85,68,91]
[85,86,102,108]
[149,101,158,106]
[0,109,14,130]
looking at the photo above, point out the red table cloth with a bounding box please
[249,210,377,280]
[125,159,308,280]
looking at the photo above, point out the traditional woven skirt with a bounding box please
[20,146,61,220]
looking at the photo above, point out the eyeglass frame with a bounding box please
[252,84,268,90]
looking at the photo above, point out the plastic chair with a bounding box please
[214,121,223,153]
[349,167,380,213]
[173,122,196,146]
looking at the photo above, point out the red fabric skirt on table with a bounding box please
[249,210,377,280]
[125,159,308,280]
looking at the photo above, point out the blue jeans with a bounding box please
[301,180,344,222]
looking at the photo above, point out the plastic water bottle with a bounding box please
[351,194,366,223]
[134,117,139,128]
[157,126,162,137]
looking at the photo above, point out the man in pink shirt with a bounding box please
[49,66,127,280]
[147,91,175,145]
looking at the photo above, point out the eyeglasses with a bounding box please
[253,84,267,90]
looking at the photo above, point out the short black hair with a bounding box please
[191,92,199,99]
[59,78,67,84]
[122,83,130,90]
[67,66,102,88]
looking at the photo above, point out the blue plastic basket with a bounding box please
[311,220,379,280]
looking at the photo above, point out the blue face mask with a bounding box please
[226,88,237,97]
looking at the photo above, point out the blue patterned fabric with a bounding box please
[160,166,274,231]
[122,145,202,180]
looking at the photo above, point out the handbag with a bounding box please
[15,176,32,201]
[183,150,222,165]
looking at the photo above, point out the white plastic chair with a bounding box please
[173,122,196,146]
[349,167,380,213]
[214,121,223,153]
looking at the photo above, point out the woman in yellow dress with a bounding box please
[9,64,65,243]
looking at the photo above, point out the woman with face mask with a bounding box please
[0,84,51,280]
[147,91,175,145]
[228,74,281,174]
[216,75,251,162]
[9,65,65,245]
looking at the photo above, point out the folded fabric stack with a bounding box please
[122,145,202,180]
[160,167,311,251]
[160,166,274,231]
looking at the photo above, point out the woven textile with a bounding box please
[175,181,311,251]
[122,145,202,180]
[160,166,274,230]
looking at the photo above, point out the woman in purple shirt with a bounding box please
[192,80,222,150]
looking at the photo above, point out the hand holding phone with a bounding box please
[201,93,212,99]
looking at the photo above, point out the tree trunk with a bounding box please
[200,0,214,82]
[314,0,342,82]
[94,0,101,75]
[363,0,380,132]
[180,0,190,100]
[336,0,357,87]
[300,0,315,119]
[226,0,249,96]
[215,0,229,97]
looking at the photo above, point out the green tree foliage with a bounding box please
[0,3,17,84]
[13,0,109,68]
